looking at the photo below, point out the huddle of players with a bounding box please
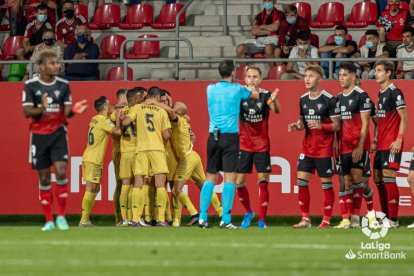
[79,86,223,227]
[289,60,407,229]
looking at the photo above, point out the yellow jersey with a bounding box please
[82,114,115,165]
[128,103,171,152]
[116,106,137,153]
[171,115,193,159]
[109,110,121,154]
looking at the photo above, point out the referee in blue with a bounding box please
[199,60,259,228]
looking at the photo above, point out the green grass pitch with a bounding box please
[0,217,414,275]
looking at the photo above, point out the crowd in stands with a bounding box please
[1,0,414,81]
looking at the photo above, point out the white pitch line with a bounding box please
[0,240,413,251]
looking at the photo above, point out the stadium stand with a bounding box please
[75,4,89,22]
[125,34,160,59]
[0,1,387,80]
[89,3,121,30]
[1,36,25,60]
[106,66,133,81]
[266,64,287,80]
[343,1,378,28]
[99,34,127,59]
[309,2,345,28]
[118,3,154,30]
[291,2,312,22]
[151,2,186,29]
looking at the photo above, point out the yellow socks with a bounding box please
[127,186,133,221]
[120,185,130,220]
[156,188,167,222]
[142,184,151,222]
[172,195,182,222]
[211,192,223,217]
[177,192,198,216]
[81,191,96,223]
[113,183,122,223]
[165,192,172,222]
[131,187,143,223]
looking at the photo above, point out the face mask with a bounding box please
[365,41,374,49]
[264,2,274,11]
[77,34,88,44]
[334,36,345,46]
[37,14,47,23]
[298,44,308,50]
[43,38,55,46]
[64,9,75,19]
[389,3,399,11]
[286,17,297,25]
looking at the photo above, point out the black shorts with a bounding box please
[30,126,69,170]
[410,153,414,171]
[363,153,372,177]
[236,150,271,174]
[373,150,402,171]
[337,151,369,176]
[297,154,334,178]
[206,133,239,173]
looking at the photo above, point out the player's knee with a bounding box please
[39,177,51,187]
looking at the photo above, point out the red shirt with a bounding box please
[56,16,87,45]
[337,86,373,154]
[239,89,272,152]
[378,9,407,41]
[254,8,284,37]
[278,16,310,47]
[22,77,72,135]
[377,83,406,151]
[25,0,57,25]
[299,90,340,158]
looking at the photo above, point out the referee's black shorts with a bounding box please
[206,133,239,174]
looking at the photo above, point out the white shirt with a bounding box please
[289,45,319,75]
[397,46,414,71]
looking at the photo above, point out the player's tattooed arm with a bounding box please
[390,107,408,154]
[288,117,305,132]
[23,93,48,118]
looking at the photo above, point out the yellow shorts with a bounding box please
[112,150,121,181]
[82,161,103,184]
[174,151,205,184]
[134,150,169,177]
[119,152,136,179]
[166,149,178,182]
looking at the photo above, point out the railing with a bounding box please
[175,0,195,80]
[119,37,194,80]
[2,57,409,81]
[223,0,228,35]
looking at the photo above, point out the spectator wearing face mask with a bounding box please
[24,0,57,27]
[64,25,100,81]
[396,26,414,79]
[319,25,357,79]
[352,29,389,79]
[281,31,319,80]
[24,29,64,80]
[236,0,284,68]
[56,0,87,49]
[378,0,408,57]
[274,4,310,63]
[16,4,53,60]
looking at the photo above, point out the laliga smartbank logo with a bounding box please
[345,211,406,260]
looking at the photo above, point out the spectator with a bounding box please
[16,4,53,60]
[281,31,319,80]
[396,26,414,79]
[56,0,87,49]
[24,29,64,80]
[378,0,408,57]
[236,0,284,67]
[319,25,357,79]
[64,25,100,81]
[24,0,57,27]
[352,29,389,79]
[0,0,22,36]
[274,4,310,63]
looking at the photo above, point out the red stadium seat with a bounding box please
[119,3,153,30]
[125,34,160,59]
[89,4,121,30]
[325,34,353,45]
[291,2,312,22]
[1,36,24,60]
[151,3,185,29]
[99,34,126,59]
[252,53,265,58]
[309,2,344,28]
[310,33,319,48]
[236,65,248,80]
[75,4,89,22]
[359,35,367,48]
[343,2,378,28]
[0,24,10,31]
[106,66,133,81]
[267,65,287,80]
